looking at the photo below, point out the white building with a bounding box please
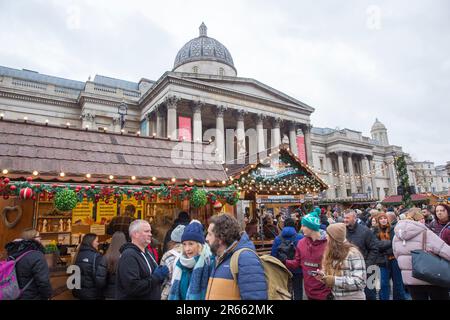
[310,119,410,201]
[412,161,449,194]
[0,23,445,200]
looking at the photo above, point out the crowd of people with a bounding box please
[2,203,449,300]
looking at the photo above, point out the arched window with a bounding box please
[193,66,198,73]
[219,68,224,76]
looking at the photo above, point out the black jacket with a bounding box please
[346,222,379,268]
[96,256,117,299]
[5,240,52,300]
[372,225,395,267]
[116,243,161,300]
[72,244,103,300]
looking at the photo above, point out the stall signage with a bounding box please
[120,198,144,219]
[256,195,305,204]
[90,224,106,236]
[96,200,118,224]
[72,199,94,225]
[251,166,300,180]
[352,193,369,199]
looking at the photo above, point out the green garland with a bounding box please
[190,187,207,208]
[55,189,78,211]
[0,178,240,207]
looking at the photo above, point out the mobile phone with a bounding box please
[308,270,319,276]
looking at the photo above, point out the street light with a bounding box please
[117,101,128,130]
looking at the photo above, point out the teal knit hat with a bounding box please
[301,211,321,232]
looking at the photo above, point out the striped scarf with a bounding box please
[168,244,213,300]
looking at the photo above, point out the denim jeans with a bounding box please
[292,273,303,300]
[379,259,406,300]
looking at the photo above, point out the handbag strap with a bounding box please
[422,230,427,251]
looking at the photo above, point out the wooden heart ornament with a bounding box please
[1,205,23,229]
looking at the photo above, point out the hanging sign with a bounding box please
[72,199,94,225]
[120,198,144,219]
[96,200,118,224]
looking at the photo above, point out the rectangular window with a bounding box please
[320,159,324,171]
[384,188,390,197]
[377,187,381,199]
[347,189,351,197]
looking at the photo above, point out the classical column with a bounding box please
[145,113,153,136]
[326,155,335,199]
[303,124,313,165]
[192,101,203,143]
[269,117,282,166]
[166,96,179,140]
[256,114,266,159]
[156,105,165,138]
[289,122,298,157]
[215,105,226,163]
[367,156,377,198]
[337,152,346,198]
[347,153,357,194]
[362,155,371,196]
[236,110,246,164]
[271,117,282,152]
[387,155,398,195]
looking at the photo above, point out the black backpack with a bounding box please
[277,236,296,260]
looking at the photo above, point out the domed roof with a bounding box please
[173,23,236,71]
[371,118,387,131]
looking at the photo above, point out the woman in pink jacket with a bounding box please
[393,208,450,300]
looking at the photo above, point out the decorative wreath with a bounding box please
[1,205,23,229]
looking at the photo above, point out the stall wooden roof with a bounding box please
[224,144,328,191]
[0,120,228,186]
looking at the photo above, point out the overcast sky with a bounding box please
[1,0,449,165]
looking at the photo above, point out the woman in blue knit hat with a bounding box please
[168,220,213,300]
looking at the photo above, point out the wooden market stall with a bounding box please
[0,119,237,277]
[224,144,328,254]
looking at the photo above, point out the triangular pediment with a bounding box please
[168,73,315,112]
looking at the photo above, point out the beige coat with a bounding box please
[393,220,450,286]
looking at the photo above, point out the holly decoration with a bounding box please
[55,189,78,211]
[190,187,207,208]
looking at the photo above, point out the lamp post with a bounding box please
[118,101,128,130]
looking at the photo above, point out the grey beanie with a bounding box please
[171,224,186,243]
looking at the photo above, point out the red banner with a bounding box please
[296,136,306,163]
[178,116,192,141]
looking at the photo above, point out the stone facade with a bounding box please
[0,23,446,201]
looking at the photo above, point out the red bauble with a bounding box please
[3,195,9,200]
[52,184,58,188]
[19,187,33,200]
[84,186,90,191]
[32,196,36,200]
[3,178,10,184]
[9,185,16,191]
[35,184,40,188]
[26,177,33,182]
[105,199,109,204]
[91,185,96,189]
